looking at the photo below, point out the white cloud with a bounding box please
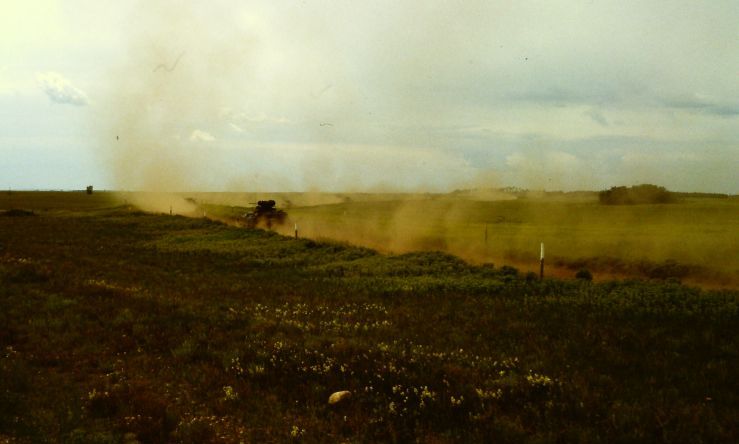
[224,109,292,127]
[36,72,89,106]
[229,122,244,133]
[189,129,215,142]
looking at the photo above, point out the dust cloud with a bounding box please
[87,2,736,288]
[117,192,199,216]
[267,191,738,288]
[93,1,509,204]
[94,2,259,213]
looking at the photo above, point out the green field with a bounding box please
[2,190,737,288]
[160,190,737,288]
[283,196,738,284]
[1,192,737,442]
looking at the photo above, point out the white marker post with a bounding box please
[294,222,299,239]
[539,242,545,280]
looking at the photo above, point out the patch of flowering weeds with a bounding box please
[237,301,392,335]
[225,302,562,436]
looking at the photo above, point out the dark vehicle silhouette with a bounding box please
[240,200,287,229]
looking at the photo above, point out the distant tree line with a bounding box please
[599,184,677,205]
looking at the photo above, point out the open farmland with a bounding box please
[4,191,737,289]
[192,191,739,288]
[1,192,737,442]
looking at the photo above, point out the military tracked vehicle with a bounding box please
[241,200,287,229]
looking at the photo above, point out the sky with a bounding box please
[1,0,737,193]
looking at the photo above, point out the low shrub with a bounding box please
[599,184,676,205]
[575,269,593,281]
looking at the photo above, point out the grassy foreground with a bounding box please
[1,203,738,442]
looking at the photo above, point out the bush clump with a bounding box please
[499,265,519,277]
[599,184,676,205]
[575,269,593,281]
[1,209,35,217]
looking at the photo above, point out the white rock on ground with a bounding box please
[328,390,352,405]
